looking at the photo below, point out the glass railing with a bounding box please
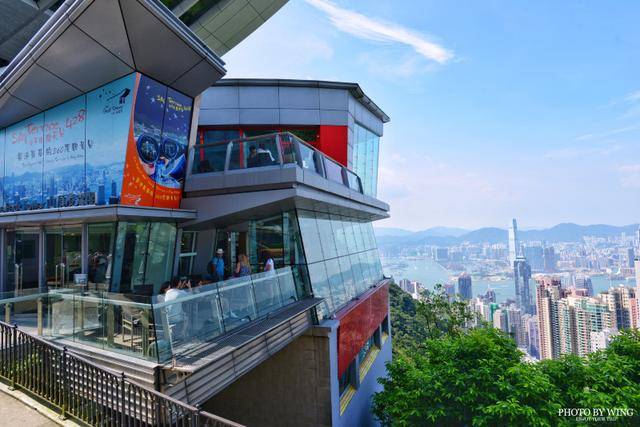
[0,267,301,363]
[189,132,364,194]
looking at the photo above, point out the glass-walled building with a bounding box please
[0,2,391,426]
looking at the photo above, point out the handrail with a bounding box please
[0,320,244,426]
[190,131,364,194]
[0,266,301,363]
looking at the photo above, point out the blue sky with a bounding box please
[224,0,640,230]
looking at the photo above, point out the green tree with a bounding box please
[377,286,640,426]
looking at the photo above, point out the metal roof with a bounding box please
[214,78,391,123]
[0,0,227,128]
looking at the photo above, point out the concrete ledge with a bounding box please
[0,382,80,426]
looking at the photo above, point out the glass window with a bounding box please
[352,123,380,197]
[343,219,357,254]
[243,129,277,138]
[288,128,319,143]
[350,253,365,293]
[229,136,278,170]
[279,134,298,165]
[298,143,320,174]
[144,223,176,294]
[112,222,150,293]
[316,212,338,260]
[324,158,344,185]
[331,214,348,257]
[252,215,284,272]
[203,129,240,144]
[178,231,197,277]
[88,223,116,290]
[358,334,376,364]
[307,262,333,318]
[325,258,348,309]
[193,142,228,173]
[338,255,357,300]
[297,211,323,263]
[351,221,364,253]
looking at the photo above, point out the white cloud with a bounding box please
[305,0,453,64]
[575,125,640,141]
[545,144,621,160]
[619,164,640,188]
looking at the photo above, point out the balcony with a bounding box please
[183,133,389,227]
[0,267,309,364]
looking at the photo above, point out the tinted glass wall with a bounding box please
[297,210,383,319]
[352,123,380,197]
[0,72,193,212]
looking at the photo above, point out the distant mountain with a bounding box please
[520,223,638,242]
[373,227,414,237]
[375,223,639,253]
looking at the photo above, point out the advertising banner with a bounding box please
[4,113,45,210]
[0,129,4,208]
[85,73,136,206]
[121,74,193,209]
[0,72,190,213]
[43,95,87,208]
[153,88,192,208]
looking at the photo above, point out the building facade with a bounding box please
[0,1,392,426]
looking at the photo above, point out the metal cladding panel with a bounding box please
[336,282,389,378]
[74,0,135,67]
[0,0,226,128]
[119,0,203,85]
[9,64,82,110]
[36,25,134,92]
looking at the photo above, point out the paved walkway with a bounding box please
[0,390,58,426]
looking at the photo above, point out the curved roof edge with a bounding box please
[0,0,227,128]
[214,78,390,123]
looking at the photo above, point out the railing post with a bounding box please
[4,303,10,323]
[60,346,67,419]
[120,372,126,426]
[10,324,17,390]
[37,298,43,336]
[192,404,201,427]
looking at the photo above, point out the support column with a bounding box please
[81,223,89,275]
[38,226,46,292]
[0,229,5,294]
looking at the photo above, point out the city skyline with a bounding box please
[226,0,640,229]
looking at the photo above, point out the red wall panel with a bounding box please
[317,125,348,167]
[336,283,389,377]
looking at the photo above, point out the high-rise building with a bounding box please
[536,277,563,360]
[399,279,421,299]
[514,256,533,313]
[508,218,520,265]
[601,286,635,330]
[457,273,472,300]
[543,246,557,273]
[525,315,539,358]
[574,275,594,297]
[443,283,456,299]
[493,309,509,333]
[523,245,544,271]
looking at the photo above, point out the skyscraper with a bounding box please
[536,277,563,360]
[514,256,532,313]
[457,273,472,300]
[574,275,594,297]
[508,218,520,265]
[543,246,556,273]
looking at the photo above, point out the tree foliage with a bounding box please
[377,284,640,426]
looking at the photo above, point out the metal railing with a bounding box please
[0,267,301,364]
[189,132,364,193]
[0,320,243,426]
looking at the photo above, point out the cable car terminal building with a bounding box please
[0,1,391,426]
